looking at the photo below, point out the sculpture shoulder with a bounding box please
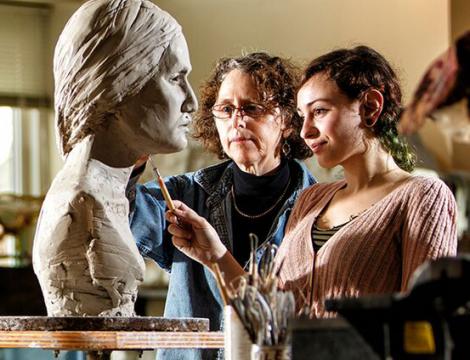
[34,187,99,256]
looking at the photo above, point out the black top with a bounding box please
[231,160,291,267]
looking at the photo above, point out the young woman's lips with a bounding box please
[310,141,327,153]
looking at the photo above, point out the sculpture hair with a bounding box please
[54,0,181,157]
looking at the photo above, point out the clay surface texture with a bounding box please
[0,316,209,332]
[34,137,144,316]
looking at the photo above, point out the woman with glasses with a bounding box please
[128,52,315,359]
[165,46,457,320]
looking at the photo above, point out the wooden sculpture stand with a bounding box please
[0,317,224,359]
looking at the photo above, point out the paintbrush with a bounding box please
[249,233,259,287]
[211,262,231,306]
[148,158,176,212]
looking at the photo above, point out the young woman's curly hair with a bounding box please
[301,46,416,172]
[192,52,312,160]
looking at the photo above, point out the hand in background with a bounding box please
[166,200,227,267]
[399,31,470,135]
[399,46,459,135]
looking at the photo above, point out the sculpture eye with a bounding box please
[170,73,183,83]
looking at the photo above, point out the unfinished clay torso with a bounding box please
[33,136,145,316]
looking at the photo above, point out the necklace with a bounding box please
[231,178,291,219]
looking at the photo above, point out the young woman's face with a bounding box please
[117,33,198,154]
[297,73,367,169]
[214,69,286,174]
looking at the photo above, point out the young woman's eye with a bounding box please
[313,108,328,117]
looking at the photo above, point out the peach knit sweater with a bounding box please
[275,176,457,318]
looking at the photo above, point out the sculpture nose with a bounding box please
[182,84,198,113]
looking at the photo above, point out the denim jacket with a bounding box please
[128,160,315,359]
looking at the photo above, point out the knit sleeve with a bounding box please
[401,177,458,290]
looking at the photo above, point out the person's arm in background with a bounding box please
[401,178,458,290]
[166,201,245,286]
[399,31,470,135]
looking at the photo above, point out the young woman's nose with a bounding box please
[300,117,320,139]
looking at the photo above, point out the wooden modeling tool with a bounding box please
[148,158,175,212]
[211,262,230,306]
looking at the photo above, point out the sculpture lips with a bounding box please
[179,115,191,127]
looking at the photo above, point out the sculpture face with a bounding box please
[116,32,197,155]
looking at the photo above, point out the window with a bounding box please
[0,107,16,193]
[0,3,52,267]
[0,3,52,196]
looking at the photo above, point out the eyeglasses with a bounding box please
[211,103,268,120]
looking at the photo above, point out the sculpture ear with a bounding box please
[361,89,384,127]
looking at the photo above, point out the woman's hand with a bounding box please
[166,200,227,267]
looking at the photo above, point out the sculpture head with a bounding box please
[54,0,197,158]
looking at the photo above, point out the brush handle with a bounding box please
[157,176,175,211]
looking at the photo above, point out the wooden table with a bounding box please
[0,330,224,350]
[0,316,224,359]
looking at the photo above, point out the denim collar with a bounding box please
[194,160,235,210]
[193,159,314,210]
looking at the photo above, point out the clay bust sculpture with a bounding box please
[33,0,197,316]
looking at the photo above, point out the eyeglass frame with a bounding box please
[211,102,272,120]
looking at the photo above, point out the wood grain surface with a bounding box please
[0,331,224,350]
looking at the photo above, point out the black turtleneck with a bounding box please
[231,160,291,267]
